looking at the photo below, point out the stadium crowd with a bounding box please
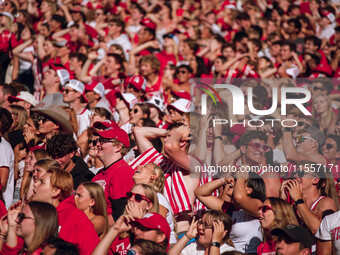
[0,0,340,254]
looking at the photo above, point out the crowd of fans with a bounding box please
[0,0,340,254]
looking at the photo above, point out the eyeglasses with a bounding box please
[16,212,35,224]
[127,250,136,255]
[88,137,115,146]
[296,135,317,143]
[63,89,76,94]
[323,143,334,150]
[197,219,213,231]
[38,115,52,123]
[247,142,270,152]
[259,205,274,213]
[126,191,152,203]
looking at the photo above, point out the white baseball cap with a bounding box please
[65,79,85,94]
[167,98,192,113]
[49,64,70,86]
[8,91,37,107]
[146,96,164,112]
[116,92,138,109]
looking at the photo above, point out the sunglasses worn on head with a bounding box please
[248,142,270,152]
[296,135,317,143]
[16,212,35,224]
[126,191,151,203]
[259,205,274,213]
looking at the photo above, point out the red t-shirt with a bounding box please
[257,240,276,255]
[92,158,135,215]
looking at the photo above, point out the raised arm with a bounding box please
[133,127,167,154]
[195,179,227,210]
[232,171,262,218]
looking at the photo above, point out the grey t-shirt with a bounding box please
[36,92,67,108]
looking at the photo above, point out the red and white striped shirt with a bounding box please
[129,148,191,215]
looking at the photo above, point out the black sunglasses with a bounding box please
[323,143,334,150]
[88,137,115,146]
[259,205,274,213]
[312,86,325,91]
[63,88,75,94]
[130,108,139,114]
[16,212,35,224]
[297,122,306,127]
[38,115,52,123]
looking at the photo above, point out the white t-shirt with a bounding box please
[108,34,132,61]
[157,193,176,244]
[315,211,340,254]
[273,148,287,164]
[19,46,34,70]
[230,209,263,253]
[0,138,14,208]
[77,108,91,137]
[182,241,235,255]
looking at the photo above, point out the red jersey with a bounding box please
[92,158,135,215]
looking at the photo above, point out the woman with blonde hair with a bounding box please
[75,182,108,238]
[60,106,78,138]
[132,163,176,244]
[125,183,159,217]
[8,105,28,132]
[312,94,336,133]
[0,201,58,255]
[257,197,299,254]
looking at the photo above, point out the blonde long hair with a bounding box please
[81,182,109,235]
[312,94,336,130]
[263,197,298,242]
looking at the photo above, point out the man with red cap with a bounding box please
[91,127,134,226]
[125,75,147,101]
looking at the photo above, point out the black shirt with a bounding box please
[71,156,94,189]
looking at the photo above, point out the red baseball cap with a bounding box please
[134,213,170,243]
[93,128,130,148]
[93,120,119,130]
[141,18,156,30]
[128,75,147,91]
[85,81,105,98]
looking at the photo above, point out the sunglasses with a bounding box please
[16,212,35,224]
[247,142,270,152]
[63,88,76,94]
[127,84,140,92]
[130,108,139,114]
[259,205,274,213]
[323,143,334,150]
[297,122,306,127]
[126,191,151,203]
[177,70,188,74]
[296,135,317,143]
[38,115,52,123]
[312,86,325,91]
[127,250,136,255]
[88,137,115,146]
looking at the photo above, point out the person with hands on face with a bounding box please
[169,210,235,255]
[0,201,58,255]
[280,160,336,237]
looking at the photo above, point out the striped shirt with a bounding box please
[129,147,191,215]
